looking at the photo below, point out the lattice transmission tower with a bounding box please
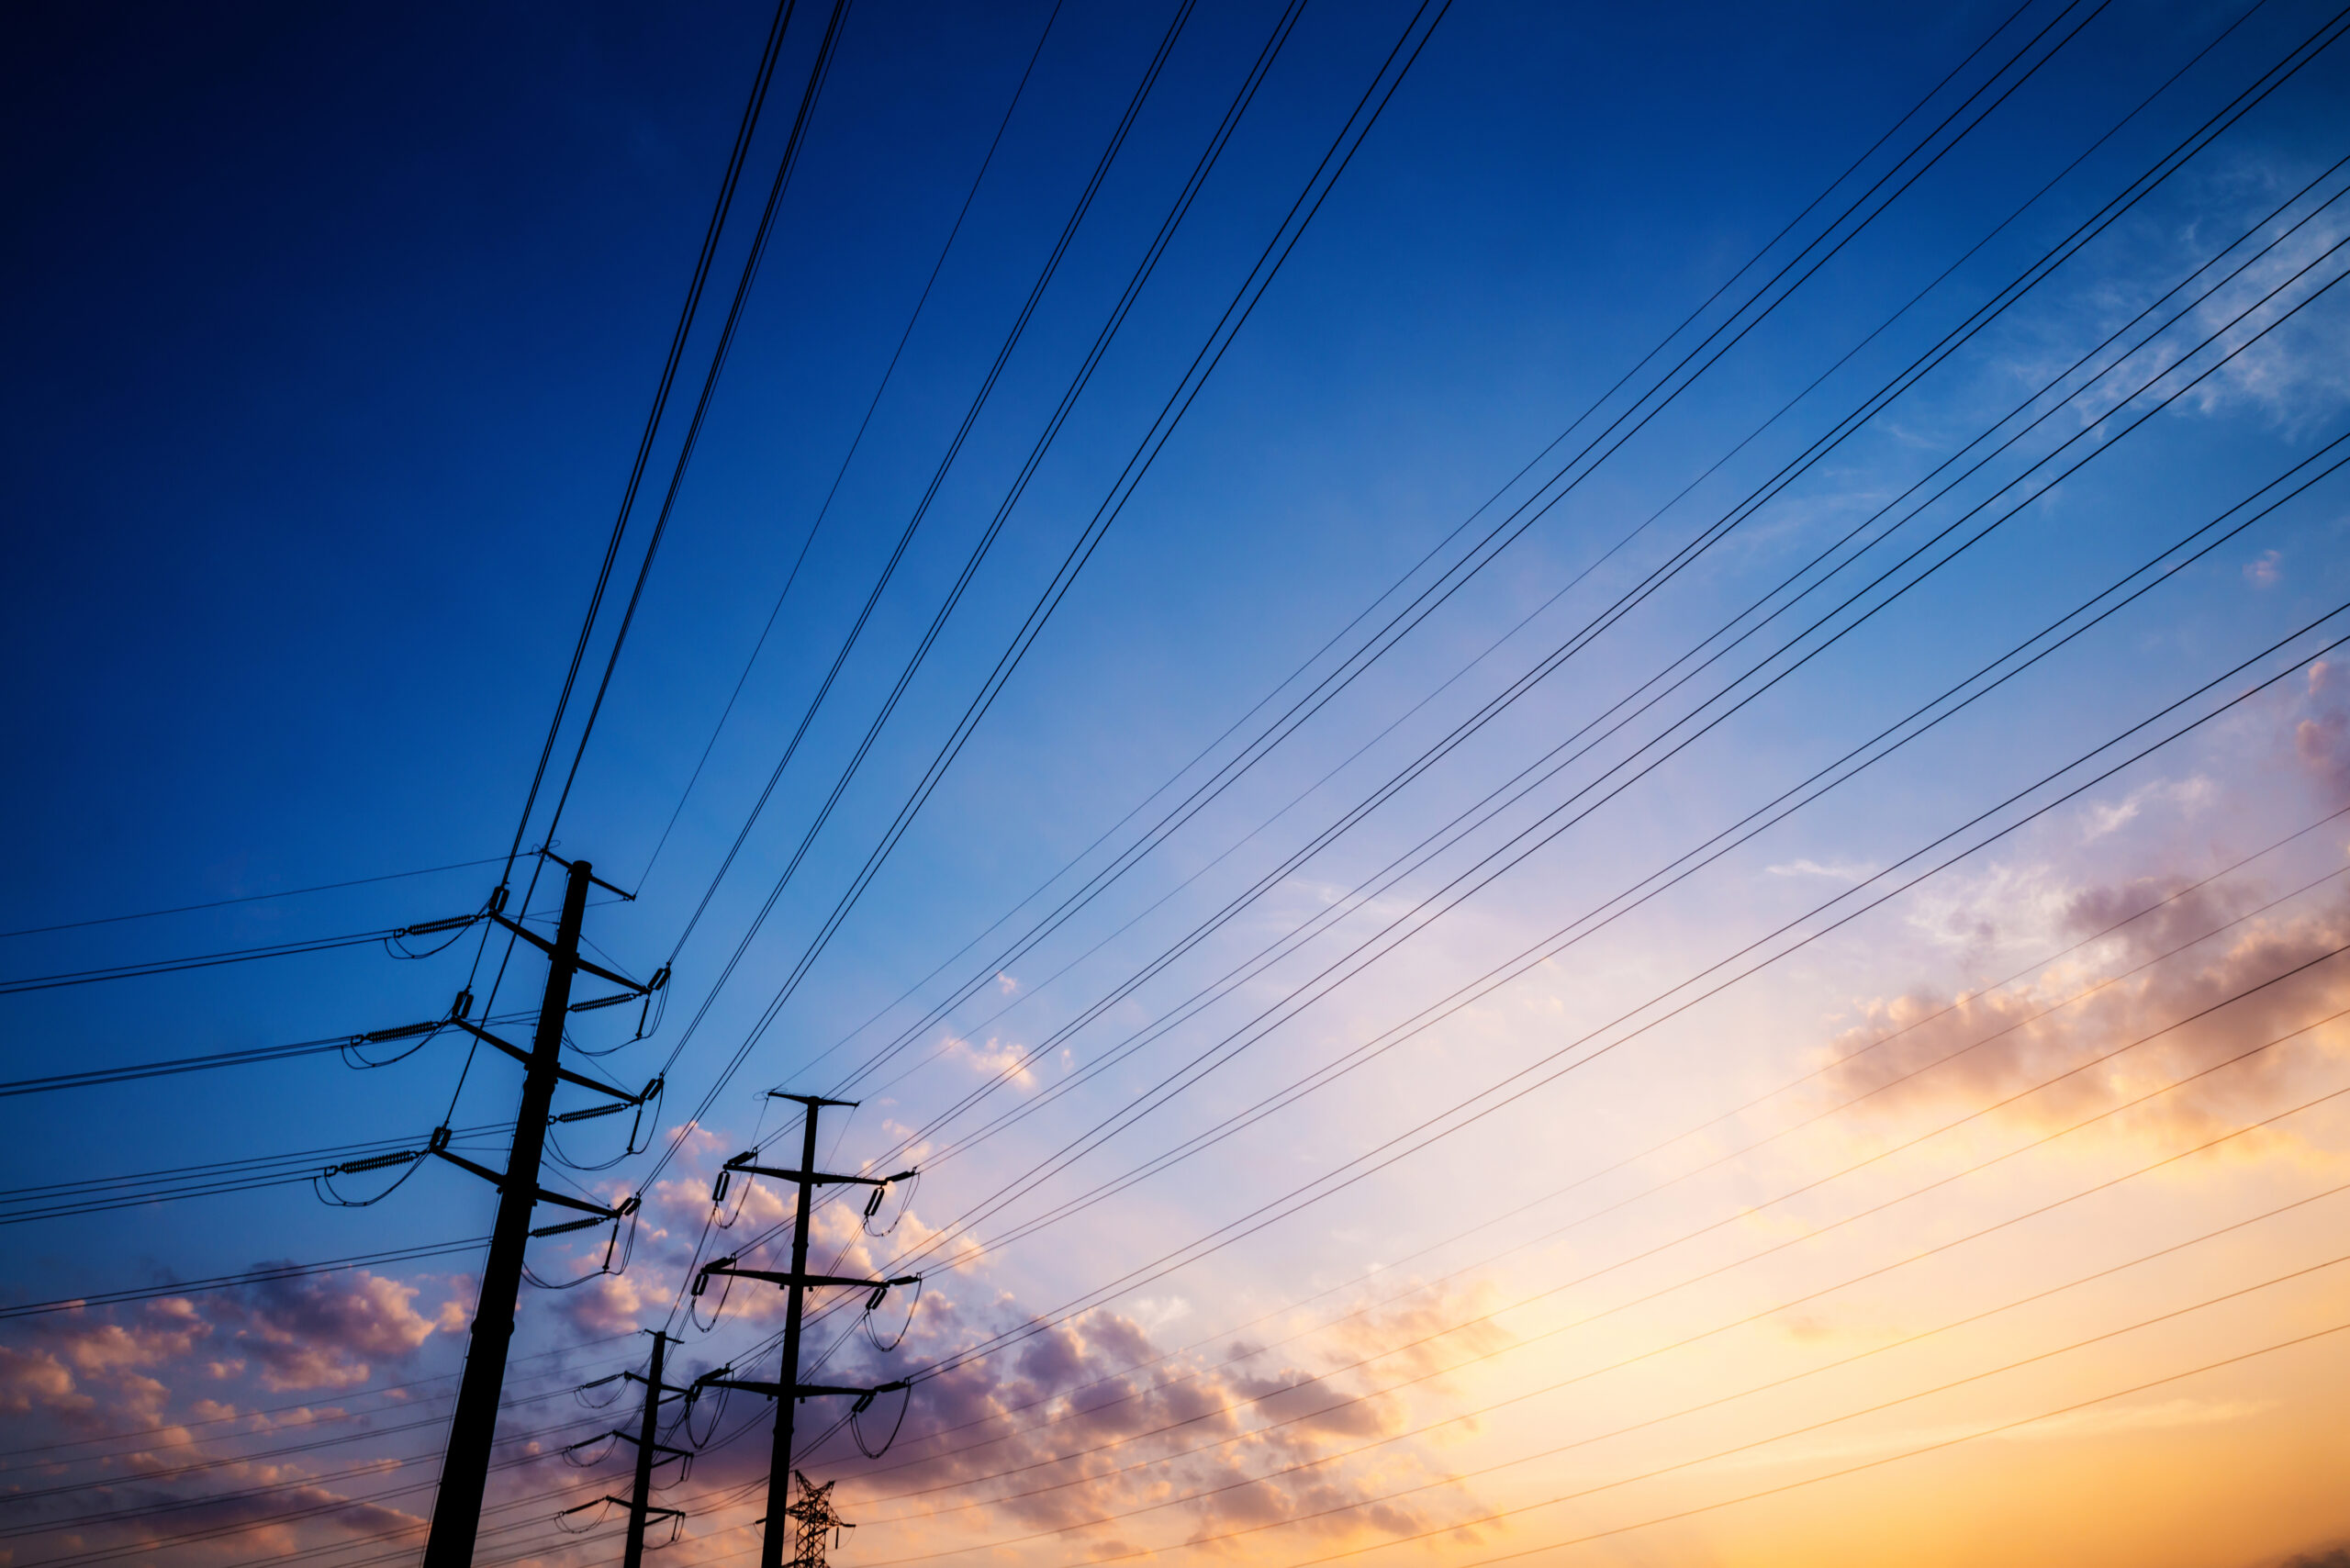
[786,1471,852,1568]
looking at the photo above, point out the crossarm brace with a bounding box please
[720,1156,916,1188]
[488,912,647,993]
[448,1018,647,1103]
[429,1142,639,1228]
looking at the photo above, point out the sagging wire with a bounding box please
[634,977,671,1042]
[340,986,478,1071]
[850,1381,911,1460]
[862,1169,918,1237]
[549,1078,664,1172]
[384,913,482,961]
[554,1495,617,1535]
[863,1275,920,1353]
[575,1371,630,1412]
[710,1158,757,1233]
[560,1429,622,1469]
[681,1373,733,1450]
[339,1020,443,1070]
[687,1247,739,1331]
[560,1023,633,1059]
[311,1143,432,1208]
[522,1191,642,1292]
[310,1113,507,1207]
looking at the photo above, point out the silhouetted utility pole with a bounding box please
[555,1328,690,1560]
[692,1093,916,1568]
[425,853,662,1568]
[620,1330,690,1568]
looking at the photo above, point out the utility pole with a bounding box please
[425,853,658,1568]
[559,1329,691,1562]
[692,1093,917,1568]
[620,1331,689,1568]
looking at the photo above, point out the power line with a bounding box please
[1277,1319,2350,1568]
[776,0,2111,1104]
[635,0,1068,891]
[0,1007,543,1099]
[854,593,2350,1382]
[0,915,475,996]
[0,1237,490,1321]
[791,267,2350,1304]
[858,1244,2350,1559]
[648,0,1206,981]
[886,207,2350,1191]
[497,0,803,886]
[833,814,2350,1484]
[849,952,2350,1528]
[812,0,2327,1121]
[0,1122,514,1226]
[527,0,857,864]
[643,0,1448,1206]
[0,854,508,942]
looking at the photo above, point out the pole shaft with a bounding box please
[622,1331,668,1568]
[425,857,594,1568]
[760,1104,822,1568]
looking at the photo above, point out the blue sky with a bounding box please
[6,3,2350,1565]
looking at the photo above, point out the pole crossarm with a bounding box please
[620,1372,696,1396]
[560,1495,684,1523]
[720,1155,917,1188]
[694,1259,918,1295]
[698,1375,909,1402]
[427,1134,640,1224]
[539,846,638,902]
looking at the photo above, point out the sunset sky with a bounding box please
[4,1,2349,1565]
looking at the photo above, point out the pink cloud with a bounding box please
[1817,871,2350,1152]
[214,1270,440,1392]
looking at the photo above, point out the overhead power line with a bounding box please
[878,202,2350,1194]
[811,0,2308,1124]
[848,946,2350,1529]
[0,1237,490,1321]
[643,0,1449,1206]
[0,915,477,997]
[498,0,802,885]
[0,854,508,942]
[636,0,1069,890]
[847,590,2350,1384]
[828,814,2350,1484]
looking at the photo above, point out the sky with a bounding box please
[4,0,2350,1564]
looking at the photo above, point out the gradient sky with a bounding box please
[5,2,2350,1565]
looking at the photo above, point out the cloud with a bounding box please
[943,1033,1036,1088]
[2080,775,2216,842]
[1768,858,1876,881]
[2245,548,2283,587]
[2291,660,2350,806]
[580,1165,1508,1564]
[215,1271,440,1392]
[750,1276,1511,1562]
[1814,868,2350,1155]
[0,1343,85,1415]
[0,1274,459,1568]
